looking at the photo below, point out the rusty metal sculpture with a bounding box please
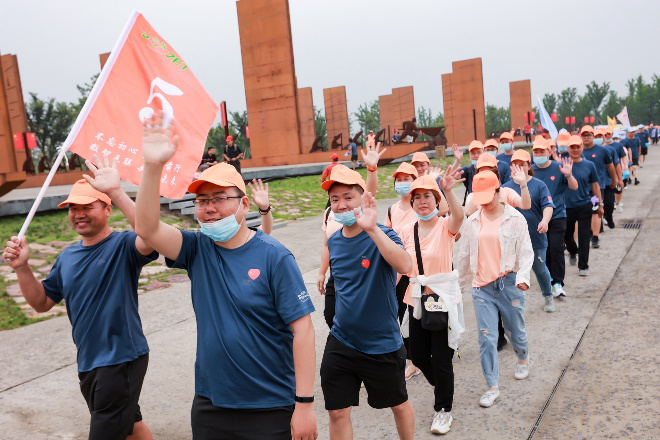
[330,133,343,150]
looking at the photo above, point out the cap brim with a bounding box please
[58,195,101,208]
[321,178,365,192]
[188,177,243,194]
[473,190,496,205]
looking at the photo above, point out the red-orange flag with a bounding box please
[68,11,218,198]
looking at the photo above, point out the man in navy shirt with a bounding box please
[496,131,515,165]
[598,128,624,227]
[579,125,616,249]
[564,135,601,276]
[349,140,358,170]
[3,157,158,440]
[636,126,650,167]
[320,164,415,438]
[134,114,317,440]
[532,141,578,297]
[623,128,641,185]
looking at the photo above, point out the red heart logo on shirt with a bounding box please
[361,259,370,269]
[548,196,552,201]
[592,154,596,158]
[248,269,260,280]
[550,175,556,180]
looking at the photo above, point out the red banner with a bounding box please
[67,12,218,198]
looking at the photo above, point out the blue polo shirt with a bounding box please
[328,224,402,355]
[496,152,514,166]
[604,143,620,165]
[532,160,568,219]
[583,145,613,188]
[350,142,358,156]
[42,231,157,372]
[565,160,598,208]
[608,141,627,160]
[503,177,554,250]
[623,137,641,158]
[166,229,314,409]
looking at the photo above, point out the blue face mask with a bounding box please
[394,182,412,196]
[415,207,439,221]
[471,159,478,166]
[198,203,243,242]
[533,156,549,166]
[594,138,603,146]
[558,145,568,154]
[501,143,513,151]
[334,207,362,226]
[486,150,497,156]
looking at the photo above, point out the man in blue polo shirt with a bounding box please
[564,135,601,276]
[496,131,515,165]
[532,142,578,297]
[579,125,616,249]
[3,157,158,440]
[134,113,317,440]
[597,128,623,228]
[623,128,641,185]
[319,164,415,439]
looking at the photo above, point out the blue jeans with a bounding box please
[532,247,553,296]
[472,273,529,388]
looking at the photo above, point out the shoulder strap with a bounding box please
[462,168,472,206]
[387,206,392,222]
[324,207,331,225]
[413,222,424,276]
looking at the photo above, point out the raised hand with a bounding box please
[511,164,527,185]
[248,179,270,211]
[3,236,29,268]
[355,192,378,232]
[451,144,463,162]
[559,157,573,176]
[360,141,387,169]
[439,166,465,191]
[83,154,121,196]
[142,110,179,166]
[428,166,443,178]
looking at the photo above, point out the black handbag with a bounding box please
[414,222,449,331]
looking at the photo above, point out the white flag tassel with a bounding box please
[537,96,558,141]
[16,10,141,240]
[617,106,632,128]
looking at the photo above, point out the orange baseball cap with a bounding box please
[594,127,606,137]
[557,131,570,146]
[472,171,500,205]
[604,127,613,135]
[546,138,556,147]
[499,131,514,141]
[409,175,442,199]
[532,140,549,150]
[392,162,419,179]
[533,135,545,143]
[468,140,484,151]
[580,125,594,135]
[411,152,430,164]
[476,153,498,170]
[58,179,112,208]
[511,149,531,162]
[568,135,582,146]
[484,139,499,149]
[321,164,367,192]
[188,162,247,194]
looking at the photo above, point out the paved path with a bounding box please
[1,152,658,439]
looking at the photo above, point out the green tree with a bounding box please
[542,93,558,114]
[557,87,578,129]
[314,106,327,150]
[71,73,99,115]
[205,124,226,156]
[353,100,380,134]
[26,93,77,167]
[416,106,444,127]
[485,104,511,135]
[601,91,625,123]
[584,81,610,124]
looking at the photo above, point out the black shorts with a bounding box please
[351,154,358,161]
[320,334,408,410]
[632,157,640,166]
[641,147,648,155]
[78,353,149,440]
[191,394,294,440]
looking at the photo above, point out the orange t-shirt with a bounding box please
[400,217,457,306]
[384,201,417,237]
[474,212,503,287]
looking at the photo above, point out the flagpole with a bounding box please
[17,10,141,240]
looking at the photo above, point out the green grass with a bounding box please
[0,211,79,245]
[0,278,46,330]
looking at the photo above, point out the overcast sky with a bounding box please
[2,0,657,123]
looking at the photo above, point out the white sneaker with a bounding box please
[479,389,500,407]
[405,365,421,381]
[431,409,453,435]
[515,361,530,380]
[555,284,567,297]
[617,203,624,213]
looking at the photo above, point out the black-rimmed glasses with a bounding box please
[193,196,243,208]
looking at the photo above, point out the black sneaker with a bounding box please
[635,179,640,185]
[591,236,600,249]
[497,335,508,351]
[569,254,577,266]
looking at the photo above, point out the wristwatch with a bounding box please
[295,396,314,403]
[259,205,272,215]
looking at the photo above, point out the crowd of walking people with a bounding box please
[2,112,652,438]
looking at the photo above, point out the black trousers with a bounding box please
[565,202,592,270]
[546,217,567,285]
[602,186,616,224]
[396,276,411,359]
[408,306,454,412]
[525,133,532,143]
[324,276,336,329]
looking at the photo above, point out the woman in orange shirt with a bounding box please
[400,169,464,435]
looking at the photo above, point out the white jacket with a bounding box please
[410,270,465,350]
[457,203,534,289]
